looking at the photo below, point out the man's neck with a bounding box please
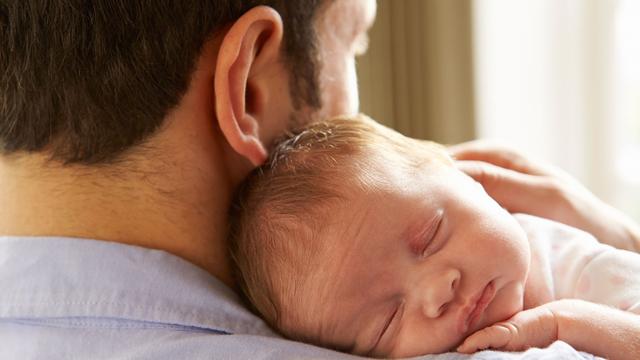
[0,144,245,289]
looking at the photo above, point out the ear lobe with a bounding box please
[214,6,284,166]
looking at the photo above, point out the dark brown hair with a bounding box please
[0,0,325,164]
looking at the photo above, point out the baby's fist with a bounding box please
[457,304,560,353]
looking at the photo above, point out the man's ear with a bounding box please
[214,6,284,166]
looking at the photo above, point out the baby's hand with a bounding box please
[456,303,559,353]
[460,299,640,359]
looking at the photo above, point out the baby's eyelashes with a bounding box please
[374,300,406,356]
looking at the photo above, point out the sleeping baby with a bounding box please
[228,114,640,359]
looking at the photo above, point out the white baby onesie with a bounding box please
[514,213,640,314]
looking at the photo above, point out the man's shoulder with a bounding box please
[0,323,601,360]
[0,321,355,360]
[0,236,358,358]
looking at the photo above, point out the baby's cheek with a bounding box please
[488,282,524,324]
[391,319,462,357]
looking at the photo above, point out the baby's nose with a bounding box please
[422,268,460,318]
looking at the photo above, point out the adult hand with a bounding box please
[457,303,559,353]
[449,140,640,252]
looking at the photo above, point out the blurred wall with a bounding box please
[357,0,476,144]
[473,0,639,222]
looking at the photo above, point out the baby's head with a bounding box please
[229,115,531,358]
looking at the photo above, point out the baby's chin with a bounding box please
[391,293,525,357]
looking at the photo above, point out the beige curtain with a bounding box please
[357,0,476,144]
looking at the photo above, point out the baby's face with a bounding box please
[296,153,530,357]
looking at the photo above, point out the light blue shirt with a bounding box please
[0,237,596,359]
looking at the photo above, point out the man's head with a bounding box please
[0,0,375,167]
[0,0,376,287]
[229,115,531,357]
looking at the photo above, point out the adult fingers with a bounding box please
[448,140,548,176]
[456,160,566,218]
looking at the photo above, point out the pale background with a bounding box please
[357,0,640,223]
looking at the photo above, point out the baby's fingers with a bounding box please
[456,324,513,353]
